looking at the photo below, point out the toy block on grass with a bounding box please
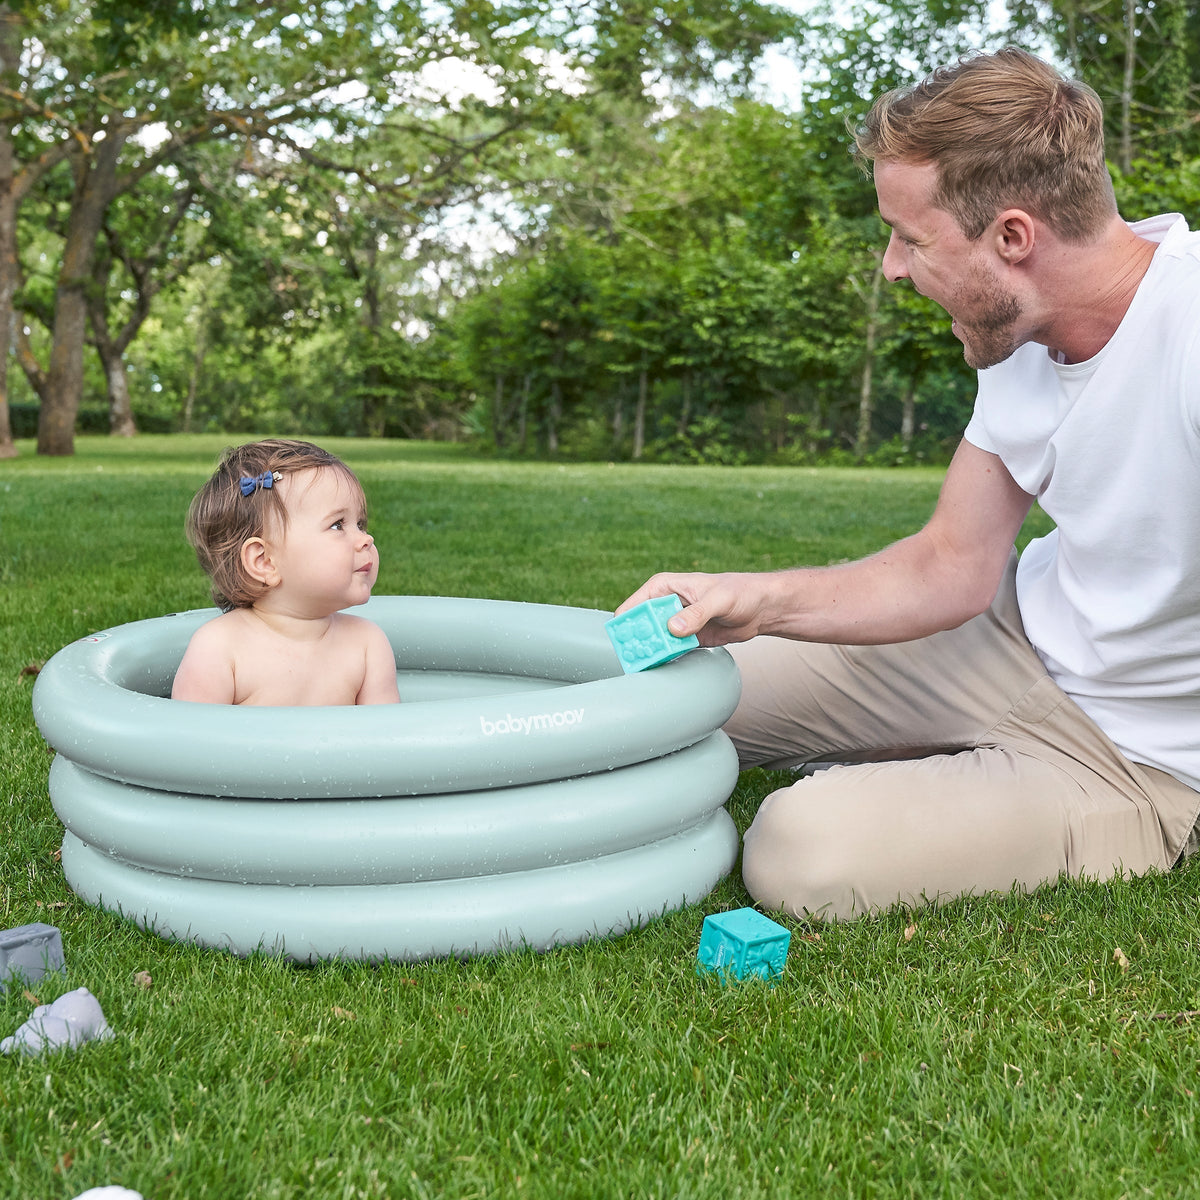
[605,594,699,674]
[0,923,65,992]
[696,908,790,983]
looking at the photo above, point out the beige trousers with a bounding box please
[727,554,1200,921]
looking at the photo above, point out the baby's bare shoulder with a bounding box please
[330,612,390,646]
[186,609,249,651]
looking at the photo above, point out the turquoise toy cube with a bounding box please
[696,908,790,983]
[605,595,700,674]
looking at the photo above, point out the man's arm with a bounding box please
[617,440,1035,647]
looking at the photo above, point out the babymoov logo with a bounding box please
[479,708,585,736]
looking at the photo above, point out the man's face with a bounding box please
[875,159,1025,370]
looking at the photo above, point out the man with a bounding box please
[617,48,1200,920]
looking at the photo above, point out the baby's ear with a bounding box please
[241,537,280,588]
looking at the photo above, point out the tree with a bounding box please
[0,2,24,456]
[6,2,559,453]
[1010,0,1200,171]
[8,2,395,452]
[7,0,805,454]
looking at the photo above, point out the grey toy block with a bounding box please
[0,923,66,991]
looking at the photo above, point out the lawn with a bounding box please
[3,435,1200,1199]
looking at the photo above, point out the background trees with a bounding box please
[4,0,1198,461]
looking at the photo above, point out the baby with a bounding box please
[172,439,400,706]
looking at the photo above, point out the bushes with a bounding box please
[8,404,177,438]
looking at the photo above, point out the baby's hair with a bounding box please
[186,438,366,610]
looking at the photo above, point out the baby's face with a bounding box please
[266,467,379,617]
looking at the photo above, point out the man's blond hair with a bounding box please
[854,47,1117,243]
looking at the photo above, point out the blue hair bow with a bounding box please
[239,471,281,496]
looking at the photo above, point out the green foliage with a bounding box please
[450,92,979,464]
[1010,0,1200,168]
[1113,152,1200,224]
[7,0,1200,462]
[87,0,213,63]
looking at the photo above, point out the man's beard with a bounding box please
[953,268,1023,370]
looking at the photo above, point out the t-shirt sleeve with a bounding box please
[962,388,997,454]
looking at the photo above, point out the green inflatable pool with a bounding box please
[33,596,742,963]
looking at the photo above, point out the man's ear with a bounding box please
[241,537,280,589]
[993,209,1036,264]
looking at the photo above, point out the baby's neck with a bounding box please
[248,604,335,642]
[228,604,368,706]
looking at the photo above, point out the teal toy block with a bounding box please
[696,908,790,983]
[0,923,65,993]
[605,594,699,674]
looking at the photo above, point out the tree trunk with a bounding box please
[87,263,139,437]
[0,311,14,457]
[518,373,530,451]
[611,386,624,453]
[37,134,124,455]
[901,385,915,452]
[100,344,137,436]
[807,394,820,457]
[360,245,387,438]
[182,314,207,433]
[678,370,692,437]
[547,379,561,455]
[767,387,791,453]
[632,368,647,460]
[492,374,506,447]
[0,4,19,458]
[1119,0,1136,173]
[854,260,884,461]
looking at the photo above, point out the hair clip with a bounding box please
[239,471,282,496]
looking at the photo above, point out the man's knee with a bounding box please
[741,780,865,921]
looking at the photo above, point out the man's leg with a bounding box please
[741,707,1182,920]
[723,556,1200,919]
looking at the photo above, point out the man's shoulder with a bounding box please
[1135,213,1200,265]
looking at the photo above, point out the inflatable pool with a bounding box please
[32,596,742,963]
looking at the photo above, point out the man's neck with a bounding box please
[1038,221,1160,365]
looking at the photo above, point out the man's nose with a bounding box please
[882,231,908,283]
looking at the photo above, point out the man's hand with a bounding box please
[616,571,778,646]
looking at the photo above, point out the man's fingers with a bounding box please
[615,574,686,616]
[615,573,749,645]
[667,600,705,638]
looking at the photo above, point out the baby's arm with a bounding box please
[356,620,401,705]
[171,619,238,704]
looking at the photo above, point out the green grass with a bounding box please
[4,435,1200,1199]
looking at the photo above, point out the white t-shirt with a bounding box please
[964,214,1200,792]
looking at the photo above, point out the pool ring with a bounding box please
[33,596,743,962]
[34,599,739,798]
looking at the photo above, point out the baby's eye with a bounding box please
[358,518,369,532]
[330,519,345,531]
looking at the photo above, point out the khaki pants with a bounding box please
[727,554,1200,921]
